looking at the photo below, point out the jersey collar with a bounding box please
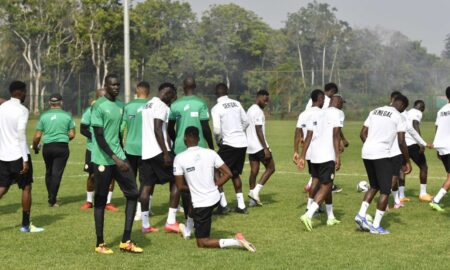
[217,95,229,103]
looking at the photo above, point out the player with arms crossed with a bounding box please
[297,95,344,231]
[174,126,256,252]
[246,90,275,206]
[90,74,142,254]
[355,94,412,234]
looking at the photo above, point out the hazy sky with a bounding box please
[182,0,450,56]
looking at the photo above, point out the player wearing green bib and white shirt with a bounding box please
[168,77,214,237]
[32,93,75,207]
[120,82,154,227]
[90,74,142,254]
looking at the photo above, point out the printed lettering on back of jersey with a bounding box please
[223,102,237,109]
[186,167,195,172]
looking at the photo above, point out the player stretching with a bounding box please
[174,127,256,252]
[0,81,43,233]
[297,95,344,231]
[211,83,249,214]
[121,82,152,222]
[80,88,118,211]
[246,90,275,206]
[168,77,214,239]
[429,87,450,212]
[91,74,142,254]
[32,94,75,207]
[355,95,411,234]
[141,83,180,233]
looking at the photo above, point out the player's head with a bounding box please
[413,100,425,112]
[446,86,450,100]
[183,77,196,95]
[392,94,409,113]
[390,91,402,105]
[104,74,120,98]
[136,81,150,98]
[184,126,199,147]
[215,83,228,97]
[9,80,27,103]
[310,89,325,108]
[48,93,63,108]
[158,82,177,105]
[324,82,338,97]
[256,89,269,109]
[330,94,344,109]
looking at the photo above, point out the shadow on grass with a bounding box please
[0,202,21,214]
[58,194,90,206]
[379,211,403,229]
[111,231,153,248]
[32,213,68,226]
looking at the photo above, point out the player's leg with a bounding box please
[81,150,94,209]
[111,164,143,253]
[430,154,450,212]
[370,158,393,234]
[215,173,230,214]
[250,152,275,205]
[42,144,56,206]
[355,159,380,231]
[248,158,260,207]
[48,143,70,207]
[139,184,158,233]
[232,147,247,213]
[417,152,431,201]
[93,164,113,253]
[165,181,181,230]
[391,175,402,208]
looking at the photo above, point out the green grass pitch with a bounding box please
[1,119,450,269]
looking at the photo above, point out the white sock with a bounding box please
[307,198,314,209]
[148,195,153,212]
[306,202,319,218]
[87,192,93,203]
[219,239,241,248]
[141,211,150,228]
[186,217,194,232]
[392,190,400,204]
[372,209,385,228]
[249,189,254,196]
[358,201,370,217]
[420,184,427,196]
[254,184,263,195]
[135,202,142,216]
[399,186,405,199]
[326,204,335,220]
[220,192,228,207]
[167,207,178,225]
[106,191,113,204]
[307,177,312,186]
[433,188,447,204]
[236,193,245,209]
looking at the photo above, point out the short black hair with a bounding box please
[310,89,324,102]
[184,126,199,139]
[324,82,338,93]
[256,89,269,96]
[104,73,119,83]
[394,94,409,108]
[390,91,402,99]
[137,81,150,90]
[446,86,450,99]
[414,100,425,107]
[158,82,176,92]
[215,83,228,92]
[9,81,26,94]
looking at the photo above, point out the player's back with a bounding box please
[0,99,28,161]
[433,103,450,154]
[212,96,247,147]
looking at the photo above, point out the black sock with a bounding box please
[22,211,30,227]
[122,230,131,243]
[122,198,137,243]
[97,236,104,247]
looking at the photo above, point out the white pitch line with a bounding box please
[275,170,446,180]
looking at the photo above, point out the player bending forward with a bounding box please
[174,126,256,252]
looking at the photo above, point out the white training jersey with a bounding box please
[305,95,330,110]
[246,104,269,154]
[211,96,248,148]
[141,97,170,160]
[0,98,29,162]
[362,106,406,160]
[296,107,321,160]
[306,107,343,164]
[391,111,427,157]
[173,146,224,208]
[433,103,450,155]
[405,108,424,146]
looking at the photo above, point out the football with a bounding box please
[357,180,370,192]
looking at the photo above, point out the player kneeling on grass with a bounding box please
[174,126,256,252]
[297,95,344,231]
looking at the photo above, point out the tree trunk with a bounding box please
[329,43,339,82]
[297,43,307,89]
[322,46,326,87]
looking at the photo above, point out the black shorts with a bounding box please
[248,149,273,165]
[408,144,427,167]
[363,158,393,195]
[440,154,450,173]
[84,150,94,174]
[391,154,403,177]
[126,153,143,183]
[310,161,335,184]
[141,152,175,186]
[193,202,219,239]
[307,160,312,175]
[218,145,246,177]
[0,155,33,189]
